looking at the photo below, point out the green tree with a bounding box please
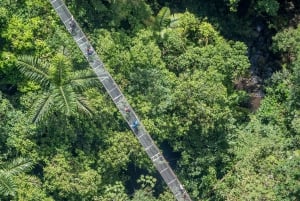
[68,0,152,31]
[16,54,98,123]
[43,152,101,201]
[13,174,54,201]
[131,190,157,201]
[0,7,8,33]
[255,0,280,16]
[225,0,240,12]
[151,69,236,199]
[94,181,129,201]
[97,131,153,185]
[2,15,49,53]
[289,54,300,110]
[272,25,300,63]
[214,116,299,201]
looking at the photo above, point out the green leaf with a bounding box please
[31,92,54,123]
[155,7,171,31]
[0,158,33,197]
[2,158,33,176]
[0,171,16,196]
[16,55,50,88]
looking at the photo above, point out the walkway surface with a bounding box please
[49,1,192,200]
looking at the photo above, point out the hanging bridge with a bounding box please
[49,1,192,200]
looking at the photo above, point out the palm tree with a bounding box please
[153,7,181,38]
[153,7,172,32]
[16,54,98,123]
[0,158,33,197]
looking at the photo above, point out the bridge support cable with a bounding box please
[48,1,192,200]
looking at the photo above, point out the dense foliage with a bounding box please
[0,0,299,200]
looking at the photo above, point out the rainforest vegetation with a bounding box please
[0,0,299,200]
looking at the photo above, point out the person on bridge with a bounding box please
[69,16,76,35]
[87,46,94,56]
[179,184,188,200]
[124,106,131,119]
[131,120,139,129]
[125,106,130,113]
[86,45,94,61]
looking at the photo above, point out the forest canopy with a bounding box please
[0,0,299,200]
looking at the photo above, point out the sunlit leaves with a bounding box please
[49,54,72,86]
[160,12,249,81]
[255,0,280,16]
[171,69,231,137]
[198,22,221,46]
[44,153,101,200]
[97,131,151,180]
[275,150,300,200]
[272,25,300,59]
[131,189,157,201]
[226,0,240,12]
[0,7,8,31]
[215,119,292,201]
[94,181,129,201]
[14,174,54,201]
[2,16,45,52]
[289,56,300,110]
[0,93,37,157]
[256,96,286,127]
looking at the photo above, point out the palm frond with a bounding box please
[76,95,94,117]
[0,158,33,196]
[69,69,100,91]
[32,92,54,123]
[50,53,72,86]
[2,158,33,176]
[54,86,77,116]
[16,55,50,87]
[155,7,171,31]
[169,13,182,28]
[0,171,16,196]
